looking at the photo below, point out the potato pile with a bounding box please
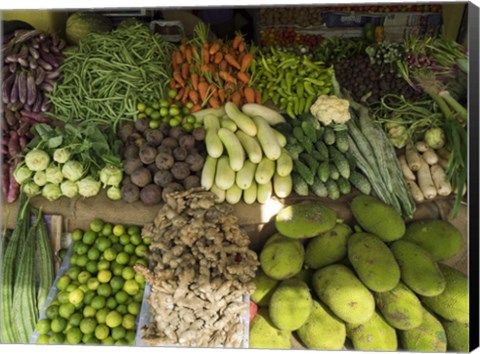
[118,119,206,205]
[250,196,468,352]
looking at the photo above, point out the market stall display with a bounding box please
[0,6,470,351]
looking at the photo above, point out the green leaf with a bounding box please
[47,136,63,149]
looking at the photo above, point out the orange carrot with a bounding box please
[209,41,221,55]
[182,86,190,104]
[238,41,246,53]
[237,72,250,84]
[190,104,202,112]
[191,73,199,91]
[189,90,200,105]
[255,89,262,104]
[231,92,242,107]
[169,79,176,89]
[244,87,255,103]
[224,54,241,70]
[224,81,236,92]
[219,60,228,72]
[209,97,221,109]
[202,43,210,64]
[200,64,210,74]
[219,71,236,84]
[214,52,223,64]
[240,53,254,72]
[179,44,186,55]
[173,70,185,87]
[209,84,218,98]
[175,51,184,65]
[232,34,243,50]
[175,87,185,101]
[198,82,209,101]
[185,47,193,64]
[218,88,226,103]
[181,63,189,80]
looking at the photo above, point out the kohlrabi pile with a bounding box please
[14,123,123,201]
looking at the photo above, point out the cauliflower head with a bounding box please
[310,95,351,125]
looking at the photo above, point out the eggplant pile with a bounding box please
[1,29,65,203]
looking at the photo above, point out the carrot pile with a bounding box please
[168,25,261,112]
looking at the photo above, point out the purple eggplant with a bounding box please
[58,39,66,50]
[9,62,17,73]
[17,71,27,105]
[40,51,59,68]
[20,110,49,123]
[26,73,37,106]
[34,67,46,85]
[45,70,60,80]
[9,72,19,104]
[2,65,10,77]
[37,58,53,71]
[39,82,53,93]
[2,74,15,104]
[28,46,40,59]
[28,56,38,70]
[40,40,50,53]
[4,109,16,127]
[14,29,41,44]
[32,92,43,112]
[18,57,29,68]
[51,33,59,46]
[41,98,51,112]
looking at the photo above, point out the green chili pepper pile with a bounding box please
[252,47,334,118]
[47,24,175,131]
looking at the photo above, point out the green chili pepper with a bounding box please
[286,102,295,119]
[299,97,306,114]
[305,95,315,112]
[296,82,304,97]
[304,81,315,96]
[305,77,326,86]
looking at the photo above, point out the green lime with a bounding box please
[112,243,124,253]
[36,334,50,344]
[97,283,113,297]
[83,230,97,245]
[185,102,194,109]
[110,276,125,291]
[129,233,142,246]
[57,290,70,304]
[186,115,196,124]
[80,317,97,335]
[65,326,83,344]
[106,297,118,310]
[182,122,194,133]
[115,338,128,345]
[127,302,141,316]
[150,111,161,120]
[149,120,159,129]
[119,234,130,245]
[77,270,92,284]
[123,244,134,255]
[137,103,146,112]
[125,330,136,345]
[193,122,202,129]
[85,336,101,345]
[36,319,51,335]
[152,102,160,110]
[128,255,139,266]
[122,314,136,330]
[83,290,96,305]
[59,303,76,319]
[98,269,113,284]
[122,267,136,280]
[109,234,119,244]
[143,237,152,245]
[167,89,177,99]
[134,273,145,285]
[113,225,125,237]
[123,279,140,296]
[144,107,153,116]
[127,226,140,236]
[66,283,78,292]
[76,255,89,267]
[181,106,190,115]
[104,248,118,261]
[115,290,129,304]
[116,252,130,265]
[69,289,85,306]
[102,223,113,236]
[94,323,110,340]
[50,300,60,306]
[159,107,169,117]
[95,237,112,252]
[69,313,83,327]
[169,106,180,116]
[169,118,181,127]
[83,305,97,318]
[133,291,145,303]
[135,258,148,267]
[49,332,66,344]
[82,333,94,343]
[91,295,107,310]
[96,308,109,324]
[51,317,68,333]
[135,245,148,257]
[71,229,84,241]
[45,304,60,320]
[87,247,101,261]
[116,304,128,315]
[90,219,104,233]
[56,275,72,291]
[102,336,115,345]
[65,266,82,280]
[106,311,123,329]
[159,99,169,107]
[97,260,110,271]
[75,242,89,256]
[86,260,98,274]
[69,254,78,266]
[112,263,124,277]
[111,325,126,340]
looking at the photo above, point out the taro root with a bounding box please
[154,170,173,187]
[161,137,179,149]
[192,127,206,141]
[179,134,195,150]
[145,128,164,146]
[171,162,191,180]
[135,118,149,133]
[159,121,171,135]
[124,158,143,175]
[130,167,152,187]
[155,152,175,170]
[123,144,139,160]
[169,126,186,140]
[122,175,132,186]
[121,183,140,203]
[146,163,159,176]
[139,145,157,165]
[161,182,183,201]
[140,184,163,205]
[183,175,200,190]
[119,122,136,143]
[172,146,188,161]
[157,145,172,155]
[185,154,205,172]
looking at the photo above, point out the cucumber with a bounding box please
[205,129,224,158]
[253,116,282,160]
[300,153,319,172]
[211,184,226,203]
[276,149,294,177]
[294,159,314,185]
[329,164,340,180]
[255,157,276,185]
[243,181,257,205]
[236,160,257,190]
[201,156,217,190]
[311,176,328,198]
[329,145,350,179]
[273,173,293,198]
[236,130,263,164]
[315,140,329,160]
[285,142,304,160]
[317,161,330,182]
[203,114,221,130]
[335,129,350,153]
[225,102,257,136]
[323,126,336,145]
[337,176,352,195]
[326,179,340,200]
[294,126,313,153]
[274,130,287,147]
[241,103,286,125]
[226,184,243,205]
[350,171,372,195]
[292,172,309,196]
[215,156,235,190]
[301,120,317,143]
[221,118,238,132]
[217,128,245,172]
[257,180,273,204]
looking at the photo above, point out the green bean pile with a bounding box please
[48,24,175,130]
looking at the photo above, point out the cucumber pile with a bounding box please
[276,114,371,199]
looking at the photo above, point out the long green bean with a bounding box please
[47,24,175,131]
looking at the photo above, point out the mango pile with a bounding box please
[249,195,469,352]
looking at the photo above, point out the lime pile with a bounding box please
[35,219,150,345]
[136,91,201,131]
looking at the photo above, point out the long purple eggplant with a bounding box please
[17,71,27,104]
[32,92,43,112]
[37,58,53,71]
[2,74,14,104]
[9,62,17,73]
[40,51,59,68]
[28,46,40,59]
[26,73,37,106]
[4,109,17,127]
[9,72,19,104]
[28,56,38,70]
[34,67,46,85]
[20,110,49,123]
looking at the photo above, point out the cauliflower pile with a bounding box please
[310,95,351,126]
